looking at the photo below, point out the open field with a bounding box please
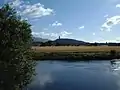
[32,46,120,52]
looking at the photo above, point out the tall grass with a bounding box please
[32,46,120,53]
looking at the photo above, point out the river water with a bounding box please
[27,60,120,90]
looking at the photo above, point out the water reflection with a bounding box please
[110,60,120,90]
[27,60,120,90]
[111,60,120,71]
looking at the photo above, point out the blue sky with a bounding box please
[1,0,120,42]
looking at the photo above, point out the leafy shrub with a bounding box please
[0,4,35,90]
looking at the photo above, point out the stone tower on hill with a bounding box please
[59,36,60,39]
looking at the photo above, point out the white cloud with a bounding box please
[91,37,120,43]
[60,31,72,37]
[10,0,23,7]
[104,14,108,18]
[78,26,84,29]
[32,31,72,39]
[116,4,120,8]
[116,37,120,41]
[22,3,54,18]
[10,0,54,19]
[101,15,120,31]
[92,39,120,43]
[20,17,28,21]
[51,21,62,27]
[92,32,96,35]
[32,32,50,37]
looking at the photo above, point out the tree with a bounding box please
[0,4,35,90]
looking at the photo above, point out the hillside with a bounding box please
[53,38,88,45]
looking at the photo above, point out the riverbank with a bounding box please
[32,46,120,61]
[32,51,120,61]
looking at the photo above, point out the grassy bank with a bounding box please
[32,51,120,61]
[32,46,120,61]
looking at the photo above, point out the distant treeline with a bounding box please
[32,41,120,46]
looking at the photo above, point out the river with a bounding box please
[27,60,120,90]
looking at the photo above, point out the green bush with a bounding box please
[0,4,35,90]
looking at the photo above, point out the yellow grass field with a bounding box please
[32,46,120,53]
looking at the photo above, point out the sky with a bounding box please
[1,0,120,42]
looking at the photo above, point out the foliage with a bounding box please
[0,4,35,90]
[110,50,116,57]
[33,51,120,61]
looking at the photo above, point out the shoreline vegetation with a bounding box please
[32,46,120,61]
[0,4,35,89]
